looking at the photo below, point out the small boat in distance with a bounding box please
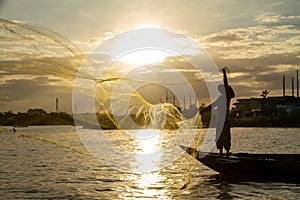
[180,145,300,183]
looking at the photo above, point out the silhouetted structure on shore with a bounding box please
[230,70,300,127]
[232,96,300,118]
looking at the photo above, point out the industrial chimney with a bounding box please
[292,77,294,97]
[165,89,168,103]
[297,69,299,98]
[173,95,176,106]
[56,98,58,113]
[283,75,285,97]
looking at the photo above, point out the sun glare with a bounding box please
[134,23,159,29]
[119,49,171,65]
[132,129,161,154]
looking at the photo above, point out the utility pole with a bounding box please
[56,98,58,113]
[297,69,299,98]
[292,77,294,97]
[165,89,168,103]
[173,95,176,106]
[283,75,285,97]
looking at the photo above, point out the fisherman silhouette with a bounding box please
[200,68,235,157]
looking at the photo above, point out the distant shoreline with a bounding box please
[0,111,74,127]
[1,111,299,128]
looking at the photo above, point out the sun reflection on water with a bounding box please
[129,129,163,172]
[120,171,171,200]
[135,129,161,154]
[118,129,172,199]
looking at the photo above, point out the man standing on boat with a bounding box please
[200,68,235,158]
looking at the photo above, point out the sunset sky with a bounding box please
[0,0,300,113]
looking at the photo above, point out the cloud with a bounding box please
[0,78,73,112]
[196,22,300,98]
[202,33,243,43]
[0,18,89,87]
[255,12,300,23]
[2,1,300,112]
[0,55,81,81]
[200,25,300,59]
[82,24,298,101]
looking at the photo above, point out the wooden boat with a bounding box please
[180,145,300,182]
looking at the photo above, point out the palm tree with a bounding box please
[260,90,270,99]
[260,90,270,113]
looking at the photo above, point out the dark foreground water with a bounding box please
[0,126,299,199]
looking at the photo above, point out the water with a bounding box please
[0,126,299,199]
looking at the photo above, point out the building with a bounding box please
[232,96,300,118]
[263,96,300,117]
[232,98,262,117]
[233,69,300,118]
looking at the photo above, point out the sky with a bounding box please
[0,0,300,113]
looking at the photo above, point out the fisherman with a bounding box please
[200,68,235,158]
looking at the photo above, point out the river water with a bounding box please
[0,126,299,199]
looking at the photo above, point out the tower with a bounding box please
[56,98,58,113]
[297,69,299,98]
[165,89,168,103]
[292,77,294,97]
[283,75,285,97]
[173,95,176,106]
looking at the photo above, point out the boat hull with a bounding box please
[181,146,300,182]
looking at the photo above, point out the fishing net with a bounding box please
[0,18,83,79]
[0,18,225,178]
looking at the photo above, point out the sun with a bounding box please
[133,22,160,29]
[106,26,190,66]
[119,49,170,65]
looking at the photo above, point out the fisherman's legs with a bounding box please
[218,148,223,157]
[216,124,231,157]
[216,142,230,158]
[216,124,223,157]
[216,140,225,157]
[224,128,231,157]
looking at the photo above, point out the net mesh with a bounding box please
[0,18,216,187]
